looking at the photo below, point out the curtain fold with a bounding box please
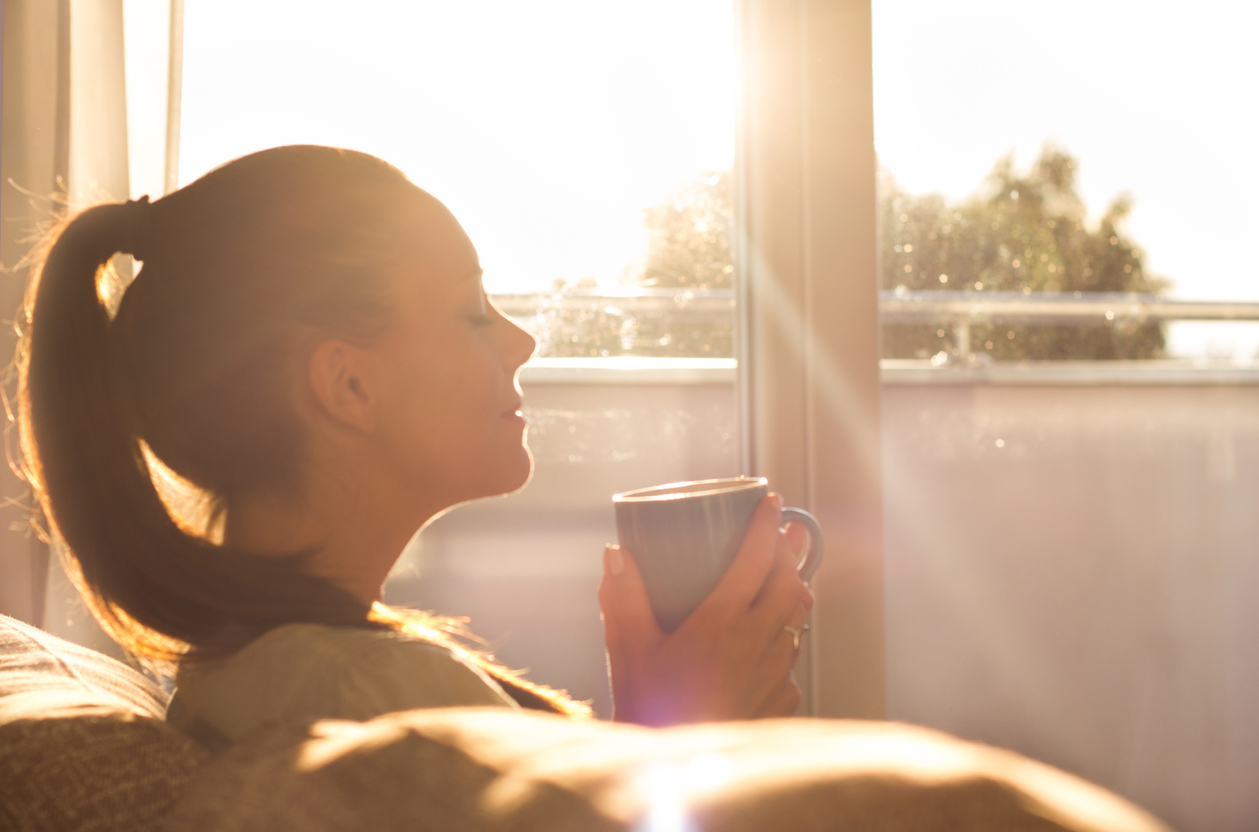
[0,0,179,637]
[67,0,129,208]
[0,0,70,627]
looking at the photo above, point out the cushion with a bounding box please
[0,615,208,832]
[164,707,1172,832]
[0,614,167,723]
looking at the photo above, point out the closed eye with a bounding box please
[466,284,494,326]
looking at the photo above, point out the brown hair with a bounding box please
[17,146,588,717]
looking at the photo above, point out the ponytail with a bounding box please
[19,201,370,661]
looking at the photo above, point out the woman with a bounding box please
[18,146,812,744]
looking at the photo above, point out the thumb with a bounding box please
[598,545,664,647]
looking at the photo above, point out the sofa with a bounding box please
[0,614,1172,831]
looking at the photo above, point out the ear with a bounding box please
[307,339,378,433]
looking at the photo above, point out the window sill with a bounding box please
[521,357,1259,387]
[520,357,737,385]
[881,359,1259,386]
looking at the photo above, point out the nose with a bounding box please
[502,311,537,369]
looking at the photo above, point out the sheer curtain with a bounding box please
[0,0,181,643]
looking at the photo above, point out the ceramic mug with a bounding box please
[612,476,824,633]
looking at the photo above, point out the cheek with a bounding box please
[394,357,485,442]
[396,395,531,497]
[380,337,523,481]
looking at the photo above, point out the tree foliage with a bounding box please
[526,171,735,358]
[641,170,734,290]
[519,299,732,358]
[532,148,1167,360]
[881,147,1169,360]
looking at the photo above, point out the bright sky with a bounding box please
[123,0,171,201]
[177,0,735,294]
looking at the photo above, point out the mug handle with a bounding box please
[780,507,824,582]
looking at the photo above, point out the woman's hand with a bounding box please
[598,493,814,726]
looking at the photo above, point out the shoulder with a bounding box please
[246,622,456,663]
[235,624,515,706]
[209,622,475,674]
[170,623,515,745]
[318,626,516,714]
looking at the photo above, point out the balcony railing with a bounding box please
[493,288,735,316]
[494,289,1259,386]
[881,289,1259,359]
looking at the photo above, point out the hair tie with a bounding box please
[119,195,152,260]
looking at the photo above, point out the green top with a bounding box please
[166,622,516,747]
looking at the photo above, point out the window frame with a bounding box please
[736,0,885,718]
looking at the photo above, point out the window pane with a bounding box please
[874,0,1259,362]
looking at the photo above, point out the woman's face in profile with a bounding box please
[368,201,537,509]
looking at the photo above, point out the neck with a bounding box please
[222,472,442,606]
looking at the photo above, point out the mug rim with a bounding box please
[613,476,768,503]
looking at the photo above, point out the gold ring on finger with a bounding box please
[783,623,809,650]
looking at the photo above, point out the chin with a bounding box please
[437,438,535,511]
[499,443,535,496]
[467,443,534,502]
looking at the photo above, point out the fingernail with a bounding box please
[771,492,783,511]
[604,544,623,577]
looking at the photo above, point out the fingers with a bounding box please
[703,494,783,616]
[780,521,815,613]
[776,603,809,661]
[759,613,809,704]
[780,607,809,665]
[749,529,811,639]
[598,545,664,651]
[783,602,809,633]
[755,674,803,718]
[800,579,815,614]
[783,520,809,569]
